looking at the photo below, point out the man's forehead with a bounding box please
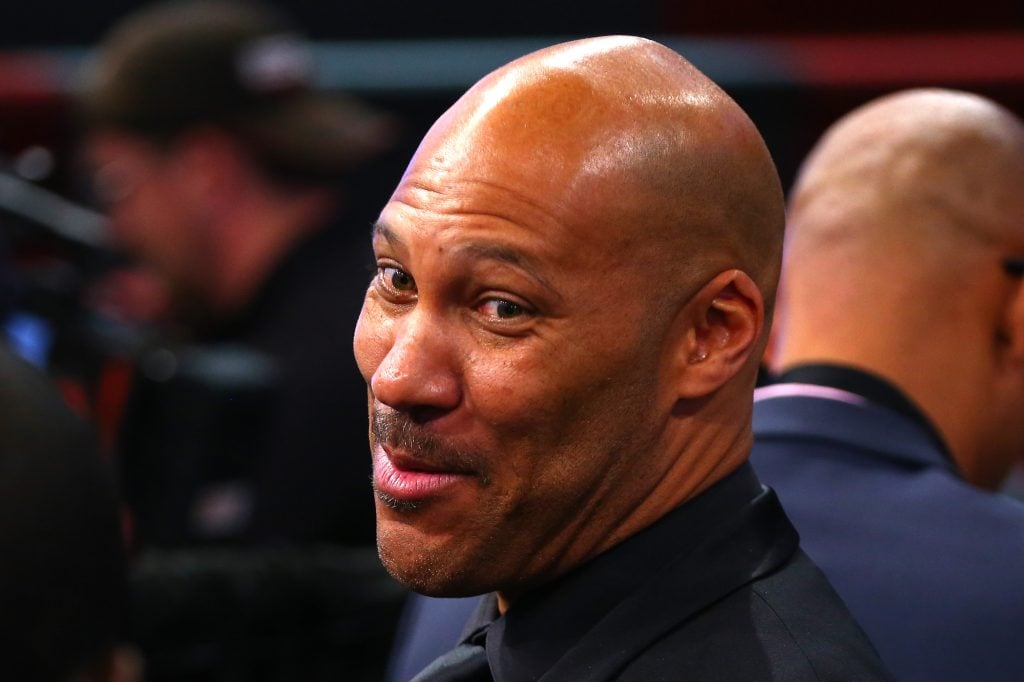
[373,203,561,257]
[379,136,681,293]
[373,36,768,290]
[384,99,612,245]
[406,48,661,195]
[396,58,726,247]
[387,115,648,263]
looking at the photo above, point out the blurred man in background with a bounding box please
[77,3,407,679]
[754,88,1024,682]
[79,0,395,548]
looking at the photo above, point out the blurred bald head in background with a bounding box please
[772,88,1024,488]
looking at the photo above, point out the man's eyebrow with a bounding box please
[458,242,560,300]
[371,221,405,249]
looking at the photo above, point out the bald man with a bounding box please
[753,88,1024,682]
[356,36,888,681]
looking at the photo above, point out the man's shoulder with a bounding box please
[615,551,890,681]
[751,392,1024,555]
[751,390,962,517]
[750,391,1024,681]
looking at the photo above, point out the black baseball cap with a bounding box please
[79,0,395,181]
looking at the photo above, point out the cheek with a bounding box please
[482,338,657,451]
[464,346,546,417]
[462,344,616,474]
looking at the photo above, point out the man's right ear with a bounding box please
[667,269,765,401]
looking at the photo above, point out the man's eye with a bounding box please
[380,266,415,292]
[480,298,526,319]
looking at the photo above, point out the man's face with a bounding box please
[86,132,211,308]
[353,120,682,598]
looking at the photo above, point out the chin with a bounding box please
[376,520,494,597]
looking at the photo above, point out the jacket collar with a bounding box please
[462,463,799,682]
[753,385,957,476]
[774,363,953,462]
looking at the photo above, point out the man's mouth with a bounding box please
[372,444,475,507]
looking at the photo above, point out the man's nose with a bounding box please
[370,309,461,417]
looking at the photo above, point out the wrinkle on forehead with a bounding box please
[388,173,576,255]
[393,36,783,304]
[399,177,561,221]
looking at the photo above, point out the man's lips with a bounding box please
[373,445,474,503]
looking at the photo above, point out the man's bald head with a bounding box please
[403,36,784,318]
[775,88,1024,487]
[359,37,786,599]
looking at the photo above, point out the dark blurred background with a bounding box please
[0,0,1021,42]
[1,0,1023,205]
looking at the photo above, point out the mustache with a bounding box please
[372,409,483,475]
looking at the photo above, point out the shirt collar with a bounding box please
[462,463,795,682]
[776,363,954,464]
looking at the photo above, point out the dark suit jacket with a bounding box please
[392,464,889,681]
[751,384,1024,682]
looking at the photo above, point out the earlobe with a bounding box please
[674,269,765,399]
